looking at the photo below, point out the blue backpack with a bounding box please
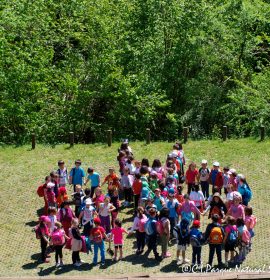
[189,229,202,247]
[243,184,252,203]
[227,226,238,247]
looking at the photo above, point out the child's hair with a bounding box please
[48,206,57,215]
[141,158,150,167]
[167,167,174,175]
[58,160,64,166]
[236,217,245,227]
[75,184,82,191]
[152,159,162,168]
[226,215,236,225]
[75,159,81,165]
[61,200,72,208]
[158,181,165,191]
[188,162,196,170]
[95,187,102,195]
[45,175,51,182]
[135,173,141,179]
[87,167,94,173]
[127,155,134,164]
[173,144,179,150]
[84,188,91,196]
[140,166,149,175]
[50,171,56,178]
[244,206,253,216]
[175,142,183,150]
[193,184,200,192]
[212,186,219,195]
[147,198,154,203]
[55,221,62,229]
[159,207,169,218]
[137,206,144,218]
[177,185,183,194]
[211,214,220,222]
[71,218,79,226]
[114,218,122,227]
[104,196,111,202]
[178,177,185,184]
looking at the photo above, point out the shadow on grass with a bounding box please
[25,221,38,227]
[31,253,40,260]
[22,261,40,270]
[36,207,44,216]
[122,216,134,223]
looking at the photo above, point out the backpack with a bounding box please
[190,229,202,247]
[156,219,165,235]
[138,218,146,232]
[37,184,45,197]
[34,225,42,239]
[243,184,252,203]
[227,226,237,247]
[144,219,156,235]
[242,229,251,244]
[209,226,223,244]
[51,229,65,246]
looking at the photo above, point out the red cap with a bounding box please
[94,217,101,225]
[193,220,200,227]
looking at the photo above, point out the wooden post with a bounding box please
[69,132,74,147]
[146,128,151,144]
[31,133,36,150]
[107,129,112,147]
[183,127,188,143]
[222,126,227,141]
[260,126,265,141]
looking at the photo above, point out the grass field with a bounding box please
[0,139,269,277]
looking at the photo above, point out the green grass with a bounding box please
[0,139,269,277]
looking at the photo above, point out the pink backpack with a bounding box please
[51,229,65,246]
[242,229,251,244]
[156,219,165,235]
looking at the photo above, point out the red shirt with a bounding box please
[90,226,106,243]
[185,169,198,183]
[132,180,142,195]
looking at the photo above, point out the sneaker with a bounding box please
[55,262,60,268]
[225,261,228,267]
[60,261,64,267]
[177,258,182,265]
[182,258,190,264]
[101,262,105,266]
[79,260,85,263]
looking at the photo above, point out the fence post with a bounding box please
[183,127,188,143]
[222,126,228,141]
[31,133,36,150]
[69,132,74,147]
[107,129,112,147]
[260,126,265,141]
[146,128,151,144]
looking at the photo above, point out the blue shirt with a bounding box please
[166,199,179,218]
[70,167,85,185]
[211,169,218,185]
[88,172,100,187]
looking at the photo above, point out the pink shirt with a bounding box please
[111,227,126,245]
[228,204,245,220]
[180,201,201,216]
[245,215,257,230]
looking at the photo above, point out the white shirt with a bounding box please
[99,203,112,217]
[190,191,205,207]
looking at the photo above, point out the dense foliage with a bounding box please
[1,0,270,144]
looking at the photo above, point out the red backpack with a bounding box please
[37,184,45,197]
[156,218,165,235]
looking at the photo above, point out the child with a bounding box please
[110,219,128,261]
[125,155,136,175]
[80,187,92,209]
[229,169,238,191]
[79,198,97,236]
[35,215,51,263]
[223,216,238,267]
[190,184,205,213]
[149,171,159,192]
[85,167,100,198]
[101,168,120,197]
[69,159,86,192]
[48,206,58,233]
[244,206,257,251]
[57,160,68,187]
[203,214,224,268]
[90,217,108,266]
[132,173,142,212]
[237,176,252,206]
[153,188,165,212]
[158,207,171,258]
[110,188,120,228]
[121,167,134,207]
[151,158,164,180]
[140,181,151,208]
[50,221,69,267]
[166,192,180,237]
[175,185,184,206]
[189,220,203,267]
[58,201,75,235]
[93,187,105,209]
[134,160,141,175]
[198,159,210,199]
[144,207,162,261]
[179,194,201,225]
[98,196,116,233]
[129,206,148,254]
[223,166,230,194]
[173,218,190,265]
[72,184,85,218]
[209,162,223,194]
[45,182,57,212]
[69,218,83,267]
[185,162,199,194]
[227,193,245,220]
[145,198,158,217]
[56,186,69,208]
[236,217,251,262]
[225,184,234,209]
[117,150,126,176]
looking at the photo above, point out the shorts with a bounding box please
[177,245,187,251]
[114,244,123,249]
[224,243,235,252]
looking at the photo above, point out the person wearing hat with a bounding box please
[78,198,97,236]
[90,217,109,266]
[209,162,223,194]
[189,220,203,267]
[69,159,86,192]
[198,159,210,199]
[203,192,227,224]
[144,207,162,261]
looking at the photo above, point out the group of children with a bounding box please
[34,140,257,270]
